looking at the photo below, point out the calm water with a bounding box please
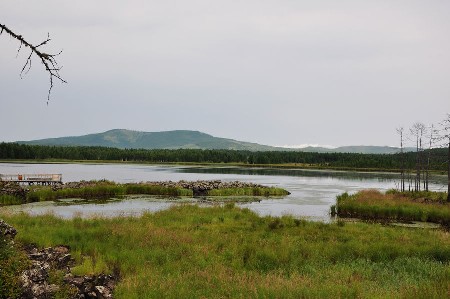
[0,163,447,220]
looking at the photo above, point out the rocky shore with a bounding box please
[1,220,117,299]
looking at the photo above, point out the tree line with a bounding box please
[0,142,447,171]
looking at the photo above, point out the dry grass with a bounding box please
[335,190,450,226]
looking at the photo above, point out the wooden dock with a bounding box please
[0,174,62,185]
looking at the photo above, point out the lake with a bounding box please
[0,163,447,220]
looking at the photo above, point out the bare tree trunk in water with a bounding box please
[397,127,405,192]
[448,138,450,202]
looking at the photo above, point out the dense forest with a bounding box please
[0,142,447,171]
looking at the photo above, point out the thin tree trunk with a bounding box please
[425,154,429,192]
[447,138,450,202]
[426,127,433,192]
[416,138,420,192]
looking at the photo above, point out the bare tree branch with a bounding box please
[0,23,66,104]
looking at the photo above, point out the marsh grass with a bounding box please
[336,190,450,226]
[0,194,23,205]
[1,205,449,298]
[25,184,193,203]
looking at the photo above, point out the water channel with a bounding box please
[0,163,447,220]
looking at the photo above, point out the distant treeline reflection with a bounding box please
[176,166,447,185]
[0,143,447,172]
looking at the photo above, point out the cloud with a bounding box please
[0,0,449,146]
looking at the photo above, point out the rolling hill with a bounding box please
[18,129,408,154]
[19,129,278,151]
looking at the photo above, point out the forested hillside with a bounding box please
[18,129,409,154]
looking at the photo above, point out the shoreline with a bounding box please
[1,159,447,176]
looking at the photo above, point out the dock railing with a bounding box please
[0,174,62,185]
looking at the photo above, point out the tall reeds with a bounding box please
[335,190,450,226]
[26,184,193,202]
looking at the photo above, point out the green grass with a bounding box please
[1,205,449,298]
[26,184,193,202]
[0,235,29,298]
[335,190,450,226]
[0,194,23,205]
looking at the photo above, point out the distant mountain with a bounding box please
[18,129,410,154]
[19,129,279,151]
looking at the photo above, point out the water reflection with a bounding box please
[176,166,447,185]
[0,163,447,220]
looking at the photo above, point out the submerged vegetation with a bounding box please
[1,205,449,298]
[334,190,450,226]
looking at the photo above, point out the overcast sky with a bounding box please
[1,0,449,147]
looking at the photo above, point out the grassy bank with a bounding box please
[334,190,450,226]
[1,205,450,298]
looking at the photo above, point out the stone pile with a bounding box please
[0,220,117,299]
[0,219,17,239]
[0,181,28,199]
[64,273,116,299]
[146,180,268,196]
[20,245,72,298]
[21,244,117,298]
[147,180,265,190]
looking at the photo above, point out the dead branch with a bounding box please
[0,23,66,104]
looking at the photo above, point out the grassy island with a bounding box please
[0,180,290,206]
[333,190,450,226]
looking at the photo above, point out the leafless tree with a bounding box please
[410,122,426,191]
[396,127,405,192]
[424,124,437,192]
[0,23,66,104]
[436,114,450,201]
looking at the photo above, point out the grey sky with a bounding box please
[1,0,449,147]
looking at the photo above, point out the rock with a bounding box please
[95,285,112,299]
[47,284,60,293]
[0,181,28,199]
[0,219,17,238]
[58,253,73,267]
[20,243,117,298]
